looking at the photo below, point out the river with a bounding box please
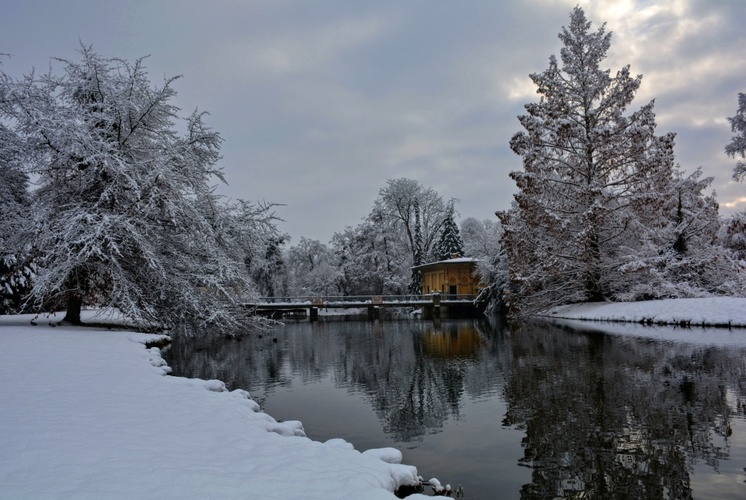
[163,317,746,499]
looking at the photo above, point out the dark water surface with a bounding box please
[163,318,746,499]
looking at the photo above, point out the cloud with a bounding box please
[1,0,745,241]
[214,14,392,76]
[722,196,746,211]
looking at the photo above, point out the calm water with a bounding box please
[164,318,746,499]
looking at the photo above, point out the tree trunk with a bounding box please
[63,292,83,325]
[585,229,604,302]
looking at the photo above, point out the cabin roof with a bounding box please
[412,257,479,271]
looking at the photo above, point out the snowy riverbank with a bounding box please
[542,296,746,328]
[0,314,427,500]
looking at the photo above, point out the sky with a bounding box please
[1,0,744,243]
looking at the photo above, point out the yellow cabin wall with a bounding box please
[419,262,479,295]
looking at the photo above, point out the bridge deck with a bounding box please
[246,294,477,310]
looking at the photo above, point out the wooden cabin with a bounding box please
[413,257,480,296]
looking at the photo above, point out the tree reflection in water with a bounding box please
[164,320,507,442]
[504,320,746,499]
[163,318,746,499]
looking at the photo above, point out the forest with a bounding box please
[1,7,745,333]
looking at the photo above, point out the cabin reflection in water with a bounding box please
[422,323,483,358]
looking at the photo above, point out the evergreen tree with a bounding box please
[726,92,746,181]
[434,202,465,261]
[720,212,746,263]
[499,7,737,313]
[613,169,741,300]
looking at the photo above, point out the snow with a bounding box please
[412,257,478,269]
[0,314,427,500]
[538,297,746,347]
[543,297,746,328]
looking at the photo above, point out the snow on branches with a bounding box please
[499,7,741,314]
[0,45,279,334]
[726,92,746,182]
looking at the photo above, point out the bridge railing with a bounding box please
[254,294,478,305]
[254,297,314,305]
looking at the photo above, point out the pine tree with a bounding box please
[720,212,746,263]
[434,202,465,261]
[726,92,746,181]
[613,169,741,300]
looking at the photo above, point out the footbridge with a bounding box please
[246,294,480,321]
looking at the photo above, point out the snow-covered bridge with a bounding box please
[246,294,480,320]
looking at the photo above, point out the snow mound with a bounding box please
[363,447,403,464]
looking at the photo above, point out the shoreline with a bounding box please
[540,297,746,328]
[0,320,428,499]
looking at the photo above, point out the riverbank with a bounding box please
[0,314,426,500]
[542,296,746,327]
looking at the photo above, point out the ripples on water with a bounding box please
[164,317,746,499]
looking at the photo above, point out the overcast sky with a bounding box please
[2,0,744,243]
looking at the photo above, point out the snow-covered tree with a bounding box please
[331,219,409,296]
[726,92,746,181]
[461,217,508,313]
[499,7,737,313]
[0,124,35,313]
[286,237,340,296]
[1,46,277,332]
[461,218,500,261]
[247,234,289,299]
[371,178,451,265]
[433,201,465,261]
[407,200,423,295]
[613,169,743,300]
[328,178,451,297]
[720,211,746,263]
[721,92,746,270]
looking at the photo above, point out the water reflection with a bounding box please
[165,320,507,442]
[163,319,746,499]
[505,320,746,499]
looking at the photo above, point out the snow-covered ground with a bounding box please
[543,296,746,328]
[0,313,427,500]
